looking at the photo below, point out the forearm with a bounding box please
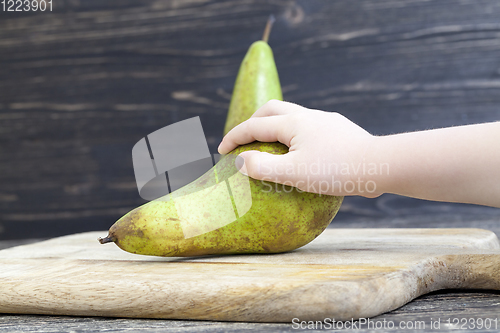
[372,122,500,208]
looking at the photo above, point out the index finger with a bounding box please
[218,115,292,154]
[251,99,304,118]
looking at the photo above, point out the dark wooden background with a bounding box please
[1,0,499,240]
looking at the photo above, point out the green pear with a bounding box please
[99,17,343,256]
[223,17,282,135]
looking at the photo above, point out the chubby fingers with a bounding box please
[218,115,292,154]
[250,99,305,118]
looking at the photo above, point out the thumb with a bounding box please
[237,150,297,184]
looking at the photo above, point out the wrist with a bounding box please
[361,135,393,197]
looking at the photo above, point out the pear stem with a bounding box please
[98,235,115,244]
[262,15,276,43]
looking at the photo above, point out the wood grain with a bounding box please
[1,290,500,332]
[1,228,499,322]
[1,0,500,240]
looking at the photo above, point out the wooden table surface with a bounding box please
[1,0,500,331]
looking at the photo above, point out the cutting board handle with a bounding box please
[441,254,500,290]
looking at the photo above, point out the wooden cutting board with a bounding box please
[1,228,499,322]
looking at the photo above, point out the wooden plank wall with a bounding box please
[1,0,499,240]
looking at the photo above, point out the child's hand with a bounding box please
[220,100,500,208]
[218,100,382,197]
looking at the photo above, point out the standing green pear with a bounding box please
[223,16,282,135]
[99,17,343,257]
